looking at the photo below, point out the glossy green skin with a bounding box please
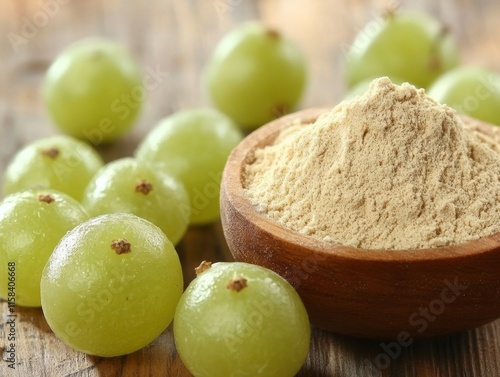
[135,108,242,225]
[41,213,183,357]
[345,12,459,89]
[43,38,143,143]
[2,135,103,201]
[82,157,190,245]
[174,262,311,377]
[205,22,307,129]
[427,66,500,126]
[0,190,89,307]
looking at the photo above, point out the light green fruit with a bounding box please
[427,66,500,126]
[82,157,190,245]
[0,190,89,307]
[41,213,183,357]
[174,261,311,377]
[135,108,242,225]
[345,11,458,89]
[3,135,103,201]
[205,21,307,129]
[43,38,143,143]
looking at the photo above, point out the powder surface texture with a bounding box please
[243,77,500,250]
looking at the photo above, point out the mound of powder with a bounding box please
[243,77,500,250]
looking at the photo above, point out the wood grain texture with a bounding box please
[0,0,500,376]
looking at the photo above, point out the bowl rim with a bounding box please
[224,107,500,263]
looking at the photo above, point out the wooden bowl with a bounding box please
[220,108,500,339]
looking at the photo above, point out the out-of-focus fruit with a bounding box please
[345,11,458,89]
[205,22,307,129]
[43,38,143,143]
[427,66,500,126]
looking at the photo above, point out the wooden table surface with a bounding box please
[1,0,500,376]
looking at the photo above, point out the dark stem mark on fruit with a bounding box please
[382,2,399,20]
[383,9,396,20]
[38,194,55,204]
[41,148,60,159]
[440,24,451,36]
[135,179,153,195]
[428,56,441,71]
[195,260,212,275]
[272,103,288,119]
[227,277,248,292]
[111,238,132,255]
[266,28,280,39]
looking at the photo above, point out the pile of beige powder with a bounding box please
[243,77,500,250]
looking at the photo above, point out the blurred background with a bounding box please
[1,0,500,157]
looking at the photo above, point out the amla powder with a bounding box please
[243,77,500,250]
